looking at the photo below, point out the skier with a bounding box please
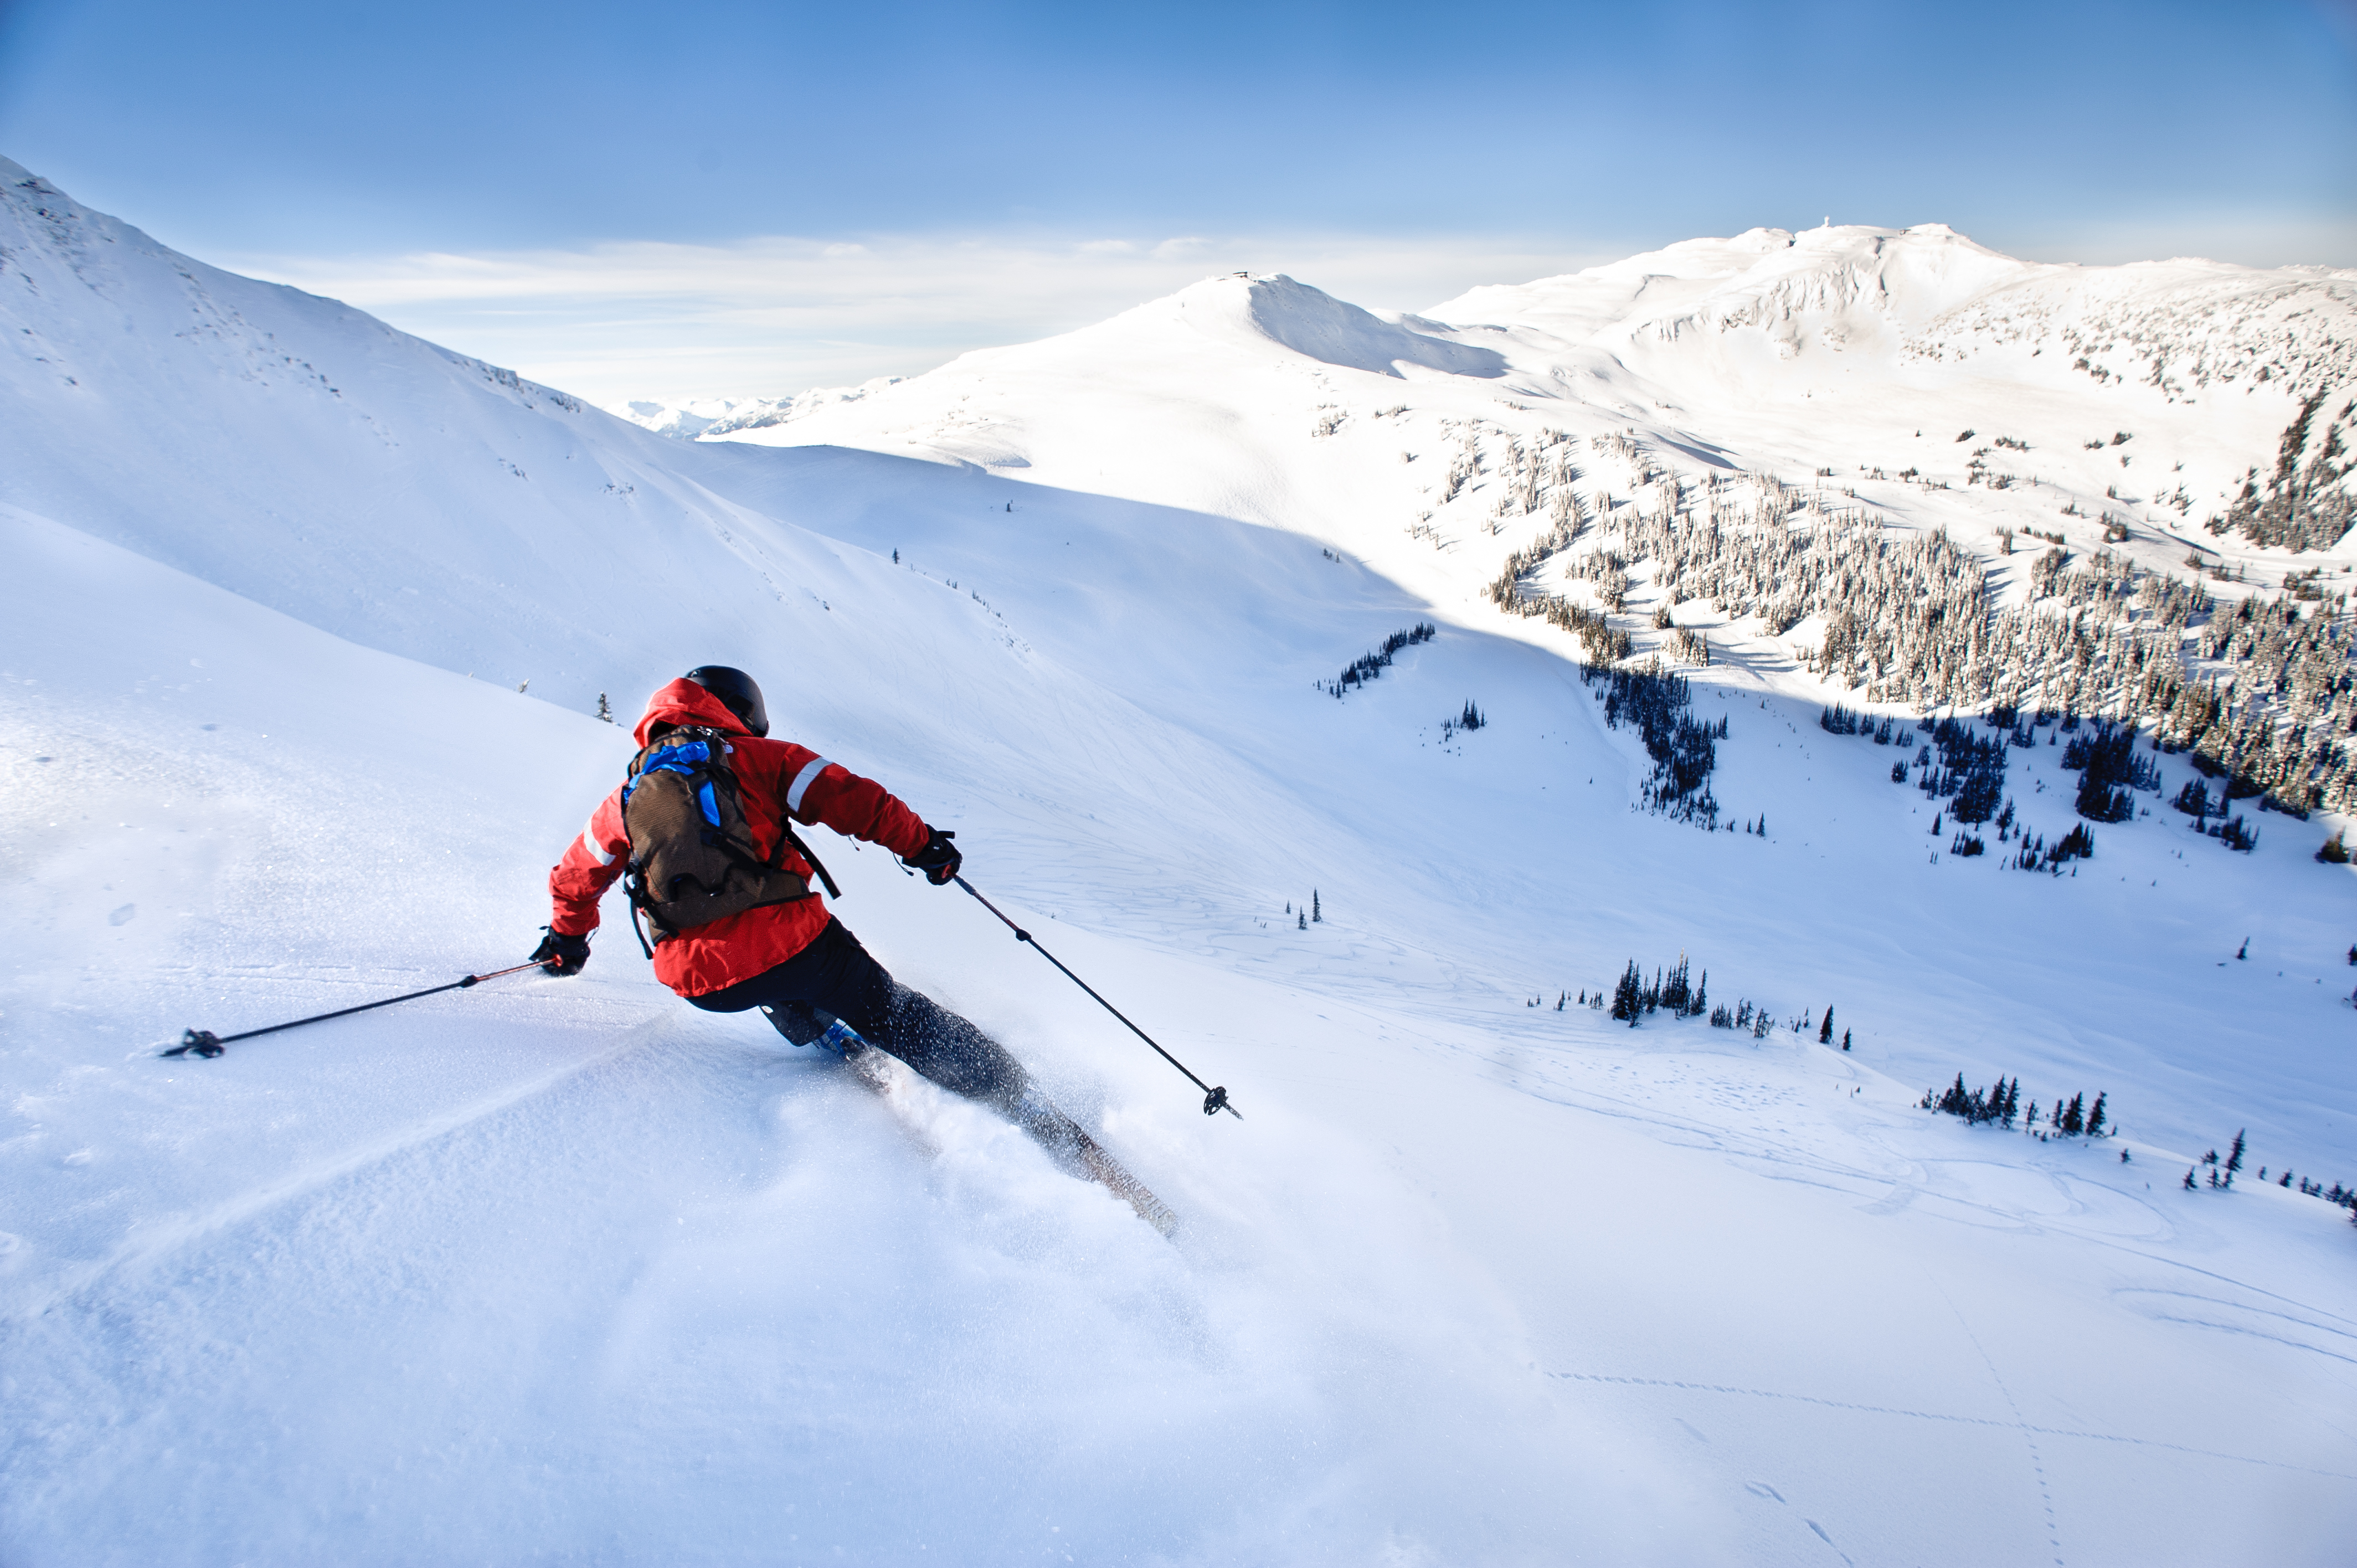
[530,666,1035,1111]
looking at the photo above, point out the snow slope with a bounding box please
[5,164,2356,1565]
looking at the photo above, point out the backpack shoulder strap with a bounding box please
[778,818,844,900]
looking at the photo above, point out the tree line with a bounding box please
[1318,622,1438,699]
[1465,437,2355,814]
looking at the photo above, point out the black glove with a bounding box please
[531,928,590,977]
[904,828,961,886]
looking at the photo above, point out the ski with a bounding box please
[817,1019,1179,1237]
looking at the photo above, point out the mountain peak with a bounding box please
[1213,272,1507,379]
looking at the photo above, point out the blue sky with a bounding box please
[3,0,2351,401]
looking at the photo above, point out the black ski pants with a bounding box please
[686,916,1030,1109]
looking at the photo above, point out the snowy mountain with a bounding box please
[1436,224,2357,549]
[740,224,2355,538]
[607,395,754,438]
[607,379,904,440]
[5,159,2355,1565]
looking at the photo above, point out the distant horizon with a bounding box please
[230,212,2357,410]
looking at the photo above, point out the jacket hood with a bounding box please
[634,678,755,746]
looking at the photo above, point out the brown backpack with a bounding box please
[619,727,837,948]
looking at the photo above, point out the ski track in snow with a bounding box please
[1558,1369,2357,1479]
[7,1012,674,1325]
[2,159,2354,1564]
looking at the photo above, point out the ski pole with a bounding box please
[951,875,1240,1119]
[160,961,549,1059]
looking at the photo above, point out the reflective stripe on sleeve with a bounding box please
[786,756,834,814]
[583,813,617,867]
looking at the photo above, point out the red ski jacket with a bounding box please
[548,679,934,996]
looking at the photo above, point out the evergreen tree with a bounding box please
[1610,961,1643,1022]
[1660,954,1691,1014]
[1689,972,1708,1018]
[2183,1167,2198,1190]
[1313,890,1322,923]
[2085,1092,2107,1138]
[2061,1093,2085,1134]
[1818,1007,1835,1044]
[595,692,614,724]
[1841,1028,1852,1052]
[1298,911,1306,930]
[2024,1100,2038,1129]
[2051,1100,2065,1131]
[2224,1129,2246,1175]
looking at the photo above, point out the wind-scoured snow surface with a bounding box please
[4,159,2354,1564]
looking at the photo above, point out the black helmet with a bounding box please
[683,666,769,737]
